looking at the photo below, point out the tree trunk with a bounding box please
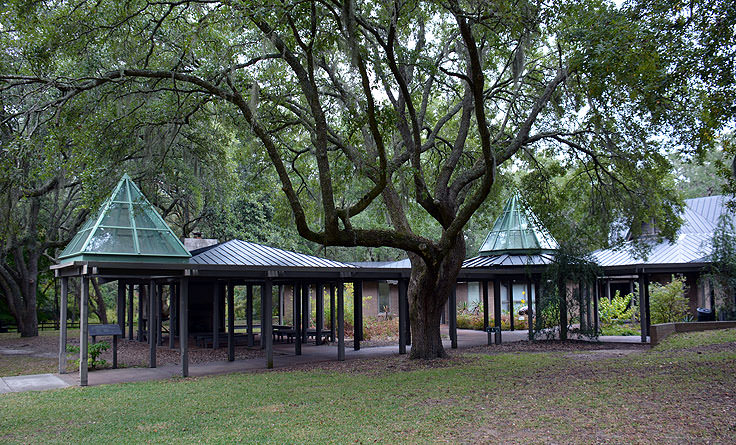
[90,278,108,324]
[408,234,465,359]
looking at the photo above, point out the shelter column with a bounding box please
[330,283,336,342]
[353,280,363,351]
[246,284,254,347]
[137,285,144,342]
[79,276,89,386]
[127,283,134,340]
[227,281,235,362]
[482,280,489,332]
[316,282,324,345]
[398,278,407,354]
[639,272,649,343]
[169,285,177,349]
[149,280,157,368]
[449,285,457,349]
[117,280,125,339]
[593,279,600,334]
[294,282,302,356]
[508,280,514,331]
[493,279,502,344]
[534,279,541,336]
[337,280,345,361]
[264,278,273,369]
[213,282,221,350]
[180,277,189,377]
[58,277,68,374]
[527,281,533,338]
[301,283,309,343]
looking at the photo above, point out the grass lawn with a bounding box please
[1,329,735,443]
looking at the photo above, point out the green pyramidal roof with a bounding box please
[59,174,191,263]
[479,193,559,256]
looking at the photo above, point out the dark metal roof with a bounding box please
[189,239,356,269]
[594,195,734,268]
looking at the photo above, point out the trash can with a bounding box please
[697,307,715,322]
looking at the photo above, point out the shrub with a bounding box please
[66,341,110,370]
[456,311,484,330]
[649,276,690,324]
[362,317,399,340]
[599,291,636,325]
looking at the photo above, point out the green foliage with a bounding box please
[649,276,690,324]
[66,341,110,370]
[599,291,636,325]
[456,311,484,331]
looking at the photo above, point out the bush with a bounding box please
[456,311,484,330]
[599,291,636,325]
[66,341,110,370]
[649,276,690,324]
[362,317,399,340]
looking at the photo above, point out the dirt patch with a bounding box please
[465,339,649,355]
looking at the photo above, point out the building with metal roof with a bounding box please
[592,195,735,341]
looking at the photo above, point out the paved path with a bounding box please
[3,329,648,392]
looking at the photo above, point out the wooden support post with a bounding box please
[337,281,345,361]
[127,283,134,340]
[316,282,324,345]
[260,284,266,349]
[493,279,502,344]
[213,282,220,350]
[278,285,284,325]
[527,280,533,338]
[639,273,648,343]
[534,279,541,336]
[294,282,302,356]
[404,281,411,346]
[149,280,157,368]
[264,279,273,369]
[227,281,235,362]
[117,281,125,339]
[137,285,143,342]
[180,277,189,377]
[398,278,407,354]
[112,335,118,369]
[586,284,592,329]
[354,280,363,350]
[169,285,177,349]
[482,280,489,332]
[302,283,309,342]
[246,284,254,347]
[58,277,68,374]
[330,283,336,342]
[644,275,651,337]
[158,284,164,346]
[593,280,600,334]
[79,277,89,386]
[508,281,514,331]
[449,286,457,349]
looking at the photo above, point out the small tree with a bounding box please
[649,276,690,324]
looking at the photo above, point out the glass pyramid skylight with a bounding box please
[59,174,191,263]
[478,193,559,256]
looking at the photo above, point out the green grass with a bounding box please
[653,327,736,350]
[1,329,734,443]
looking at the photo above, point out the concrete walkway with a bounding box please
[0,373,69,393]
[3,329,648,392]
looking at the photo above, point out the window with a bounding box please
[467,282,480,309]
[378,282,390,312]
